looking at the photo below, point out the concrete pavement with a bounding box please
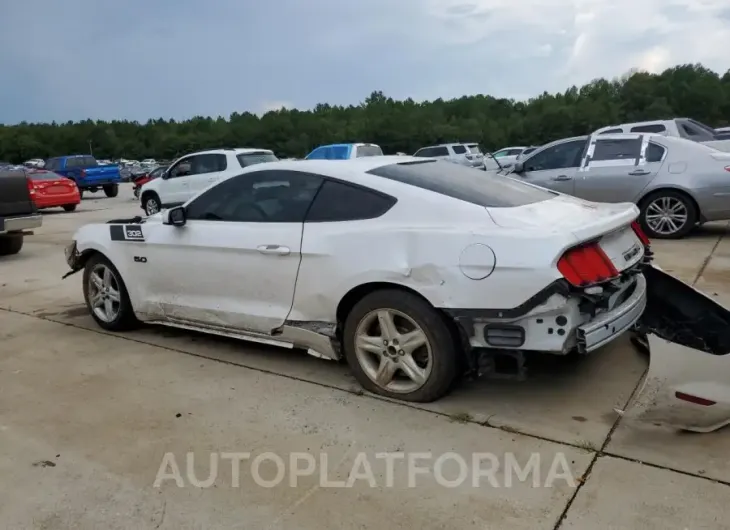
[1,185,728,529]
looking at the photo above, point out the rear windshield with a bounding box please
[466,144,481,154]
[29,171,64,180]
[78,156,98,167]
[237,152,278,167]
[355,145,383,157]
[367,160,555,208]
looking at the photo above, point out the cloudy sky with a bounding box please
[1,0,729,124]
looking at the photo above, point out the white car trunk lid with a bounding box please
[486,196,643,271]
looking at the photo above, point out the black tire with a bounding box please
[639,190,697,240]
[63,204,77,212]
[133,187,140,199]
[82,253,139,331]
[79,189,85,199]
[342,289,459,402]
[0,233,23,256]
[142,192,161,215]
[103,184,119,198]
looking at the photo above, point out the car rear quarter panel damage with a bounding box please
[289,222,574,324]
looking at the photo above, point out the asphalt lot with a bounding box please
[1,184,729,529]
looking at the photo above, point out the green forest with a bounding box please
[1,63,729,163]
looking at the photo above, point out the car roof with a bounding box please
[313,143,378,148]
[182,147,273,157]
[242,156,467,199]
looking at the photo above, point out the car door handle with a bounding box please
[552,174,572,181]
[628,170,651,176]
[257,245,290,256]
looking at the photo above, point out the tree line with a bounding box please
[1,63,729,163]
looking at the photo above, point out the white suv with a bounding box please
[413,143,483,168]
[139,148,277,215]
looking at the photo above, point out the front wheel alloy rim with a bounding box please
[645,197,688,235]
[88,264,121,323]
[145,199,159,215]
[354,309,433,394]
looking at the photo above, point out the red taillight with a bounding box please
[630,221,650,245]
[724,166,730,172]
[558,243,618,286]
[26,175,36,195]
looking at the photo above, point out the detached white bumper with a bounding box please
[577,273,647,353]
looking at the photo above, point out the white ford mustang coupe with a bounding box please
[63,156,730,419]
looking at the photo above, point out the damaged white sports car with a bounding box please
[63,157,730,425]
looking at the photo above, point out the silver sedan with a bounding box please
[506,133,730,239]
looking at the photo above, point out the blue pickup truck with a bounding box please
[43,155,121,197]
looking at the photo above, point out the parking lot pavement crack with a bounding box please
[0,306,594,454]
[552,357,649,529]
[154,499,167,529]
[692,221,729,286]
[600,452,730,488]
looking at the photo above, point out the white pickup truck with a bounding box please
[594,118,730,152]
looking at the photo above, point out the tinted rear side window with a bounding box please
[599,128,624,134]
[630,124,666,133]
[306,180,396,222]
[355,145,383,157]
[646,143,666,163]
[592,138,641,161]
[237,152,278,167]
[367,160,555,208]
[452,145,467,154]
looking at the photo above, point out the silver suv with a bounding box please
[413,143,483,168]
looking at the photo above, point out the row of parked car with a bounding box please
[132,117,730,241]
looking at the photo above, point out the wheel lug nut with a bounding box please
[383,340,388,345]
[399,350,404,355]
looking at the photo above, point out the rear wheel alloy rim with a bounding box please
[88,264,121,323]
[645,197,688,235]
[146,199,159,215]
[354,309,433,394]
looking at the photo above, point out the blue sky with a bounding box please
[1,0,729,124]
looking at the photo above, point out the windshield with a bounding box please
[367,160,555,208]
[689,119,719,135]
[237,152,278,167]
[356,145,383,157]
[466,144,482,154]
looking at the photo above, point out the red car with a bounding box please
[27,170,81,212]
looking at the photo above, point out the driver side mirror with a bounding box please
[162,206,186,226]
[512,161,525,173]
